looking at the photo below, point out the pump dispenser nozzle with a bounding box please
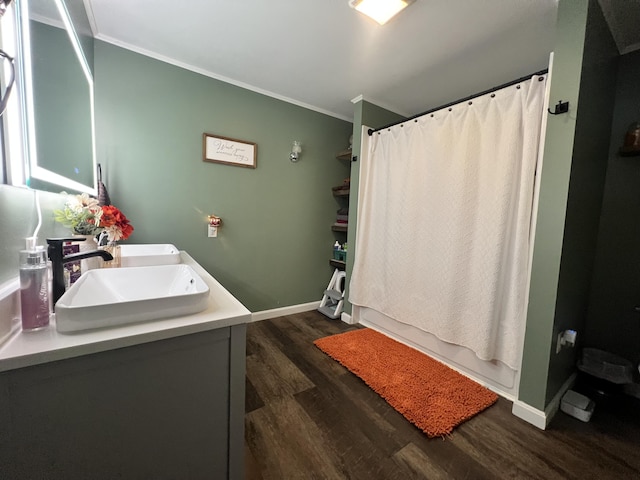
[25,237,37,251]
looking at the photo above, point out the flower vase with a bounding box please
[75,234,99,273]
[101,242,121,268]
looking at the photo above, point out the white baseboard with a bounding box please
[341,312,356,324]
[512,372,577,430]
[512,400,547,429]
[251,301,320,322]
[545,372,577,425]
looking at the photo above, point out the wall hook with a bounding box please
[548,100,569,115]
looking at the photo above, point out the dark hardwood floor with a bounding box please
[244,311,640,479]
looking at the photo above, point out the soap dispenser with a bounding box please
[19,237,50,331]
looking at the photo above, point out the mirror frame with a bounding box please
[17,0,96,194]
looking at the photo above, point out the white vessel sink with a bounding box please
[55,264,210,333]
[120,244,181,267]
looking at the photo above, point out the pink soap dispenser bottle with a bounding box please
[19,238,50,331]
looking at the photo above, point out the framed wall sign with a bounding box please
[203,133,257,169]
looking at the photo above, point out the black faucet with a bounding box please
[46,238,114,306]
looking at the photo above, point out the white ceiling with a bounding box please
[86,0,560,121]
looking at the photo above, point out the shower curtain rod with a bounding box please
[367,68,548,136]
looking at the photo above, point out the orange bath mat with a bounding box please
[314,328,498,437]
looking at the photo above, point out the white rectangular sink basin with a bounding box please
[55,264,210,333]
[120,244,181,267]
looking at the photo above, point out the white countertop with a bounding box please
[0,252,251,372]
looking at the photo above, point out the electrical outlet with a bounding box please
[208,225,218,238]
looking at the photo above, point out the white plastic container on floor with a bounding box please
[561,390,595,422]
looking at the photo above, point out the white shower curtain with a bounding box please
[349,75,547,369]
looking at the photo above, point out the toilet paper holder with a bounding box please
[560,329,577,347]
[557,329,577,353]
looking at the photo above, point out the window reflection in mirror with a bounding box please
[19,0,96,194]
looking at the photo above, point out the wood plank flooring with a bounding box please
[245,311,640,479]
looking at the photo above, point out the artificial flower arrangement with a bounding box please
[53,193,134,244]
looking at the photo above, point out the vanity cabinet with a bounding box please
[0,325,246,480]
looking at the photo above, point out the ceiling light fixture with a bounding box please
[349,0,415,25]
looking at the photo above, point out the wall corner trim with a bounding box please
[341,312,356,324]
[251,301,320,322]
[512,400,548,429]
[512,372,577,429]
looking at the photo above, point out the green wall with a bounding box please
[344,99,405,315]
[545,0,618,405]
[518,0,589,410]
[94,41,352,312]
[519,0,619,410]
[585,49,640,364]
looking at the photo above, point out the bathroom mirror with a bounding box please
[17,0,96,194]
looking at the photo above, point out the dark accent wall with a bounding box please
[545,0,619,405]
[519,0,589,410]
[584,48,640,365]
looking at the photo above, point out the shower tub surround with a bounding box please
[0,252,250,480]
[354,306,519,398]
[350,75,548,401]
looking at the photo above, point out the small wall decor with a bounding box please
[203,133,257,168]
[619,122,640,157]
[207,214,222,238]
